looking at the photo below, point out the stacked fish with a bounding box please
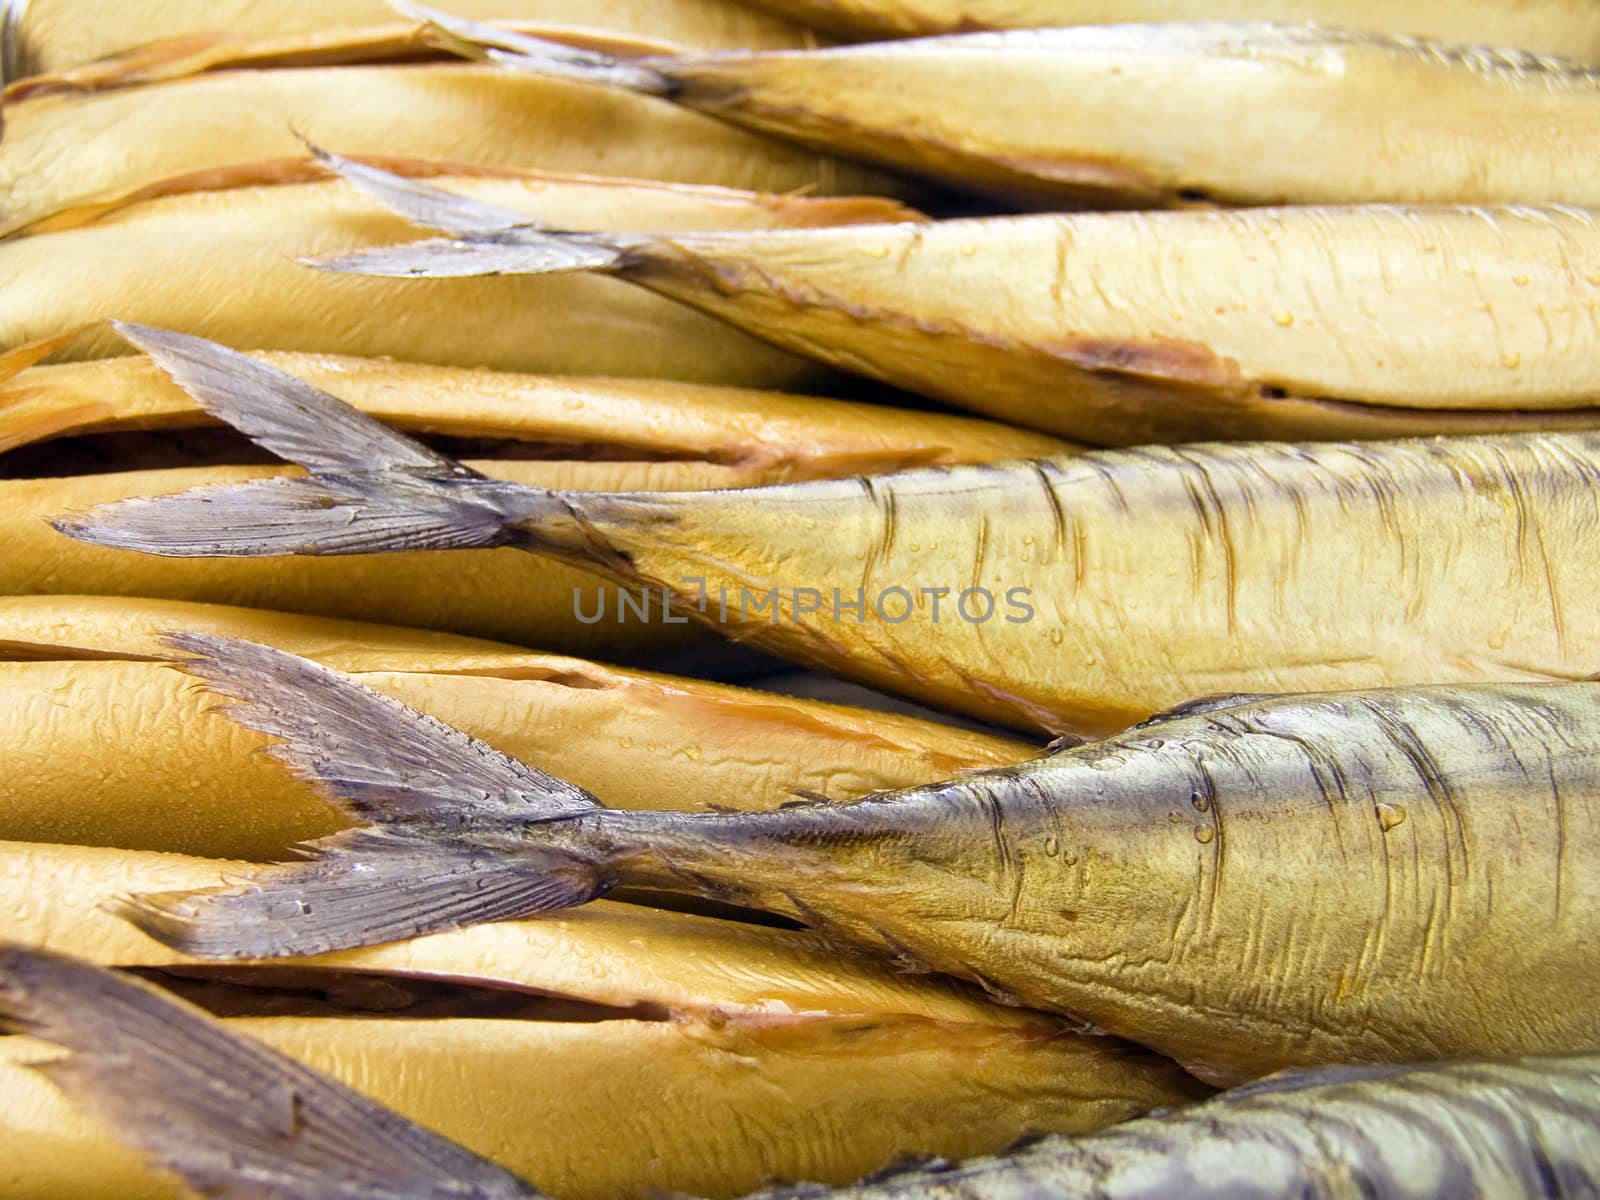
[1,1,1597,1196]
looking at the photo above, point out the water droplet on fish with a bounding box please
[1513,274,1529,286]
[1048,629,1064,646]
[1062,851,1079,866]
[1043,836,1060,857]
[618,736,633,749]
[1191,791,1211,813]
[960,243,978,256]
[1022,534,1035,545]
[1146,739,1165,750]
[1272,310,1294,327]
[1501,351,1522,369]
[1194,825,1215,845]
[684,746,701,761]
[862,244,891,259]
[1587,273,1600,287]
[1376,803,1407,832]
[1168,811,1182,824]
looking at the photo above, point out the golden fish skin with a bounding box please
[62,326,1600,735]
[3,0,818,78]
[0,59,902,235]
[0,596,1033,858]
[0,164,916,380]
[0,854,1204,1200]
[745,0,1600,56]
[430,19,1600,208]
[121,641,1600,1085]
[310,161,1600,443]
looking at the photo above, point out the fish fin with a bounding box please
[162,633,602,828]
[0,944,544,1198]
[53,471,520,557]
[303,139,543,237]
[113,321,475,477]
[310,232,625,279]
[1133,693,1276,729]
[118,827,607,958]
[395,0,673,93]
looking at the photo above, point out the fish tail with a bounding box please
[53,470,524,558]
[395,0,674,94]
[52,324,532,558]
[114,633,636,958]
[0,944,542,1197]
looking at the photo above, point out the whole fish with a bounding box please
[2,0,816,80]
[310,154,1600,445]
[411,10,1600,208]
[744,0,1600,55]
[119,634,1600,1084]
[8,945,1596,1199]
[59,324,1600,735]
[0,53,901,236]
[0,595,1032,859]
[0,161,916,379]
[1,841,1199,1198]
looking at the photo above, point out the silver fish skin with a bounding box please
[752,1054,1600,1200]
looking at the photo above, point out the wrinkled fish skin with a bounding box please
[120,632,1600,1085]
[754,1055,1600,1200]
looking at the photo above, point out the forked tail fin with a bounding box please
[118,634,615,959]
[0,943,544,1198]
[51,324,536,558]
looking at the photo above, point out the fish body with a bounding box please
[438,19,1600,208]
[3,0,818,79]
[313,161,1600,443]
[0,59,901,235]
[59,327,1600,735]
[745,0,1600,54]
[123,635,1600,1085]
